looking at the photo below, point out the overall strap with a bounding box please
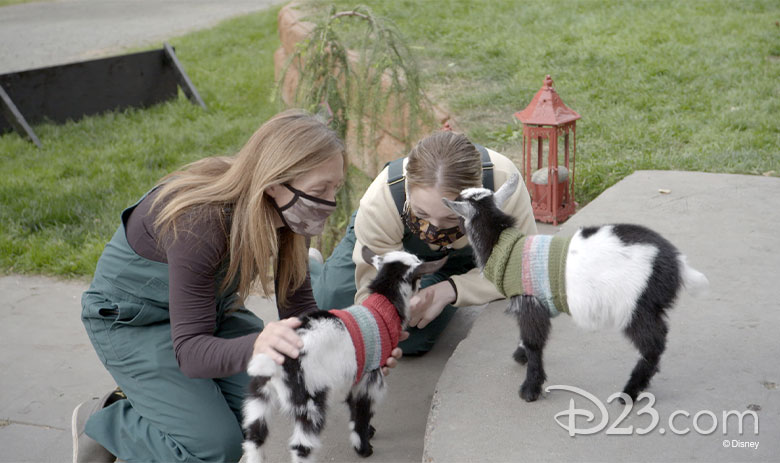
[475,143,494,192]
[385,144,495,215]
[386,157,407,215]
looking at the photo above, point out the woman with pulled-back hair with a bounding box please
[310,130,537,355]
[73,110,402,463]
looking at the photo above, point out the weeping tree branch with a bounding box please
[275,4,433,255]
[276,4,432,156]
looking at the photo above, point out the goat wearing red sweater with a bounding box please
[242,248,446,463]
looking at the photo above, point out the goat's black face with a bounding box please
[362,248,448,321]
[442,185,518,269]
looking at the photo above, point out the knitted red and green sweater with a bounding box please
[329,293,402,383]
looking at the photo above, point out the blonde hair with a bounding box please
[405,131,482,196]
[152,109,346,307]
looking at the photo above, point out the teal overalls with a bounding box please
[309,148,494,355]
[81,191,264,462]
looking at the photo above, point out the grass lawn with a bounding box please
[0,0,46,6]
[1,0,779,277]
[324,0,779,202]
[0,7,287,276]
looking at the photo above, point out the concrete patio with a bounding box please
[3,171,777,462]
[424,170,780,462]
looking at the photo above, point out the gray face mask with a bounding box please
[273,184,337,237]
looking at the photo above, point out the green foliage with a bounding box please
[279,4,431,160]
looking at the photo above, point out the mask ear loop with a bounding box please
[269,195,293,229]
[401,200,416,232]
[283,183,337,207]
[278,184,302,211]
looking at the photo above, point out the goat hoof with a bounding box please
[356,443,373,458]
[519,382,542,402]
[368,425,376,439]
[512,346,528,365]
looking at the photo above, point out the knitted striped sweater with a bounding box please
[482,228,571,317]
[329,293,402,383]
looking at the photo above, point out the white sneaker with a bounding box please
[72,389,125,463]
[308,247,324,265]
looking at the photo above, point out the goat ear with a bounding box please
[361,246,380,269]
[494,173,519,209]
[412,256,448,278]
[442,198,473,219]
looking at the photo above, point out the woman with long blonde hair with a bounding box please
[73,110,400,462]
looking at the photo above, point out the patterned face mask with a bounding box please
[273,184,337,237]
[402,206,465,247]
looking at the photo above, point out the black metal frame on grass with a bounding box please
[0,42,206,147]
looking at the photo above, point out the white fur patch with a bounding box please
[242,398,268,429]
[352,372,387,405]
[460,187,492,201]
[350,431,362,449]
[380,250,421,268]
[242,441,265,463]
[566,226,658,330]
[289,424,320,453]
[269,372,290,415]
[300,318,357,396]
[247,354,276,377]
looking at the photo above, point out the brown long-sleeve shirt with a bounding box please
[125,188,318,378]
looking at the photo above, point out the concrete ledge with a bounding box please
[424,171,780,462]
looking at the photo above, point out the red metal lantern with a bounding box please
[515,75,580,225]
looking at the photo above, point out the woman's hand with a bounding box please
[408,281,456,329]
[253,318,304,364]
[381,331,410,376]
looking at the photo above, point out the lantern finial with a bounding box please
[514,74,580,126]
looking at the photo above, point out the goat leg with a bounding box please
[622,310,668,402]
[515,296,551,402]
[289,389,328,463]
[347,370,385,457]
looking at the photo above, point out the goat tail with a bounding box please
[679,255,709,297]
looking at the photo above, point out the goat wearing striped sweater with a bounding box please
[242,248,446,463]
[444,174,709,403]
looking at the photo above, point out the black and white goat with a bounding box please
[242,248,447,463]
[443,173,709,402]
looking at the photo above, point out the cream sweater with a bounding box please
[352,149,537,307]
